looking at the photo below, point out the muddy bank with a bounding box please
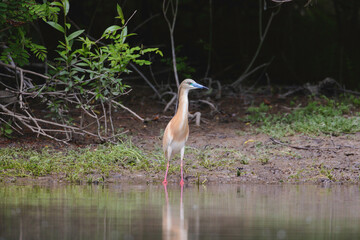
[1,122,360,185]
[1,93,360,185]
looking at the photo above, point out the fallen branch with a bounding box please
[189,112,201,126]
[270,137,314,150]
[269,137,359,150]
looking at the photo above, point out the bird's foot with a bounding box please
[180,179,184,186]
[162,179,168,185]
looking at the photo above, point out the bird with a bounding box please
[162,79,208,185]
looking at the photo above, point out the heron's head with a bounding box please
[180,79,208,90]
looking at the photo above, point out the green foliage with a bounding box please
[0,0,55,66]
[0,140,145,180]
[41,1,161,124]
[161,45,195,78]
[1,1,161,141]
[0,121,13,138]
[318,164,334,181]
[341,94,360,107]
[245,102,270,123]
[245,97,360,138]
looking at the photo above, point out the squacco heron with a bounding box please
[162,79,208,185]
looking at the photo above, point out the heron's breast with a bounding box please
[169,140,186,154]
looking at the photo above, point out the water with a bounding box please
[0,184,360,240]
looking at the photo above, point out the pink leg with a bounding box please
[163,161,170,185]
[180,147,185,185]
[163,147,172,185]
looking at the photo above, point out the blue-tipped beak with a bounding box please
[191,82,208,89]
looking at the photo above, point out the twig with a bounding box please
[132,13,161,32]
[129,62,162,99]
[204,0,213,79]
[232,2,280,88]
[0,62,48,80]
[123,10,138,27]
[278,87,304,99]
[198,99,218,112]
[304,0,313,7]
[1,62,145,123]
[232,63,269,87]
[0,117,23,135]
[18,68,25,109]
[101,100,107,135]
[163,0,180,88]
[272,0,292,2]
[0,103,100,142]
[115,102,144,121]
[83,92,144,122]
[163,93,177,113]
[109,102,115,137]
[270,137,313,150]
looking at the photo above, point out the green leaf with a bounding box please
[47,21,65,33]
[120,26,128,44]
[103,25,122,36]
[50,2,63,7]
[5,129,13,135]
[116,4,125,25]
[156,49,163,57]
[63,0,70,16]
[68,30,85,41]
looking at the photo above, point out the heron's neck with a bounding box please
[176,87,189,120]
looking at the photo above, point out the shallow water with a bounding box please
[0,184,360,240]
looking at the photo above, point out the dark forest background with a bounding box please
[36,0,360,88]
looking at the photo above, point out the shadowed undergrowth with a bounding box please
[244,96,360,138]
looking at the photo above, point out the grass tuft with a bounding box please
[0,140,152,182]
[244,96,360,137]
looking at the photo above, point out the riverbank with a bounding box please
[1,94,360,185]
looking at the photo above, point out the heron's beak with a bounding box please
[192,82,208,89]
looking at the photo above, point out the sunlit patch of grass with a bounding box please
[0,140,152,183]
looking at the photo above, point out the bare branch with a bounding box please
[162,92,177,112]
[163,0,180,88]
[232,2,280,88]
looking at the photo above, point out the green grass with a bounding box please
[0,140,251,183]
[0,140,157,183]
[244,96,360,138]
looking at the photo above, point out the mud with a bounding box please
[1,93,360,185]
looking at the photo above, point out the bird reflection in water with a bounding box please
[162,184,188,240]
